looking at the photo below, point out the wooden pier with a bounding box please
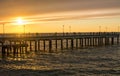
[0,32,119,53]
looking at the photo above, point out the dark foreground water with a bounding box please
[0,45,120,76]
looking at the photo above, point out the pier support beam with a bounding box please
[49,40,52,53]
[66,39,68,49]
[30,40,32,51]
[80,38,83,47]
[25,41,27,52]
[111,37,114,45]
[38,40,40,51]
[19,41,22,53]
[90,38,92,46]
[61,39,63,50]
[76,39,78,49]
[35,40,37,51]
[55,40,57,51]
[71,39,74,49]
[43,40,45,51]
[117,36,119,44]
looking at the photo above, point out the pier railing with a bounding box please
[0,32,119,38]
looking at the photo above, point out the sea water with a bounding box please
[0,44,120,76]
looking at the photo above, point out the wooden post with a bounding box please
[94,38,96,46]
[107,37,109,45]
[21,41,24,52]
[35,40,37,51]
[19,41,22,53]
[98,37,100,46]
[79,39,81,47]
[66,39,68,49]
[88,38,90,46]
[117,36,119,44]
[30,40,32,51]
[84,38,86,46]
[49,40,52,53]
[93,38,95,46]
[25,41,27,52]
[2,46,5,54]
[13,41,16,54]
[43,40,45,51]
[10,41,12,52]
[38,40,40,51]
[71,39,74,49]
[103,38,105,45]
[80,38,83,47]
[55,39,57,51]
[13,48,16,54]
[76,39,78,49]
[90,38,92,46]
[61,39,63,50]
[6,47,9,55]
[105,37,107,45]
[101,37,103,46]
[87,38,89,46]
[86,38,88,46]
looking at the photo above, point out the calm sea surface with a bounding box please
[0,45,120,76]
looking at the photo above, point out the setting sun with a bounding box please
[16,17,24,25]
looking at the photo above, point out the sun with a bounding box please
[16,17,24,25]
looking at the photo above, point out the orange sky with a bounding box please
[0,0,120,33]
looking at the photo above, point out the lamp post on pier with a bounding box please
[3,24,5,35]
[24,25,25,34]
[99,26,101,32]
[1,23,5,38]
[105,27,107,32]
[63,25,64,36]
[118,25,119,32]
[69,25,71,33]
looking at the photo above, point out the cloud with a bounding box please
[0,8,120,24]
[20,8,120,20]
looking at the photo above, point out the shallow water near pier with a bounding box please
[0,45,120,76]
